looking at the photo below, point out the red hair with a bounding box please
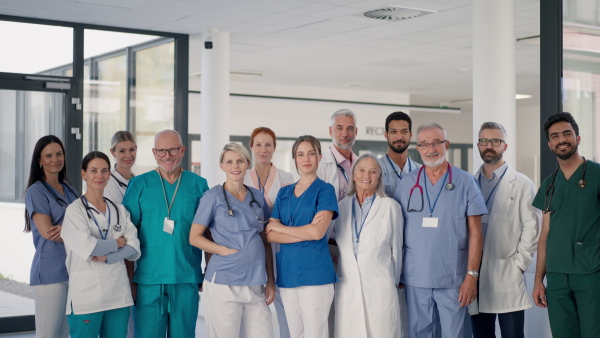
[250,127,277,149]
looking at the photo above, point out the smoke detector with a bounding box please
[361,6,436,21]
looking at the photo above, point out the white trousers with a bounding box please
[274,286,291,338]
[203,279,273,338]
[32,282,69,338]
[280,284,334,338]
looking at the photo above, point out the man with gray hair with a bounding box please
[470,122,540,338]
[393,122,487,337]
[123,129,209,338]
[317,108,359,202]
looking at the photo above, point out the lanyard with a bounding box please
[82,196,111,240]
[352,195,376,243]
[424,168,449,217]
[478,167,508,206]
[386,154,412,181]
[158,169,183,218]
[331,148,349,183]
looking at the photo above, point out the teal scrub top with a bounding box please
[123,170,209,284]
[532,160,600,275]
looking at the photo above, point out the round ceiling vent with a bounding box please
[363,7,433,21]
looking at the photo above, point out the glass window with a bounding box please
[0,21,73,74]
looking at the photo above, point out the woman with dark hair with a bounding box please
[24,135,77,338]
[266,135,339,338]
[61,151,140,338]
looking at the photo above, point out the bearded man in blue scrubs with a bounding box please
[123,130,209,338]
[393,122,487,338]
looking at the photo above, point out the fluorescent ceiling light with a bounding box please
[516,94,532,99]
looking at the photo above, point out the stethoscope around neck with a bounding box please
[544,157,587,214]
[222,183,268,223]
[80,196,122,235]
[407,162,454,213]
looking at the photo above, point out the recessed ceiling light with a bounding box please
[361,6,436,21]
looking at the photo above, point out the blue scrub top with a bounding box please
[193,185,271,286]
[393,166,487,288]
[272,178,339,288]
[379,155,422,197]
[25,181,77,285]
[123,170,208,285]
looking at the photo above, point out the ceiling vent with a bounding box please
[362,6,436,21]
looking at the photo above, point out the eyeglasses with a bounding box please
[478,139,505,147]
[416,140,447,149]
[154,146,181,157]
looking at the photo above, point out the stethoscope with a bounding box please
[80,196,122,239]
[407,162,454,213]
[222,183,267,223]
[544,158,587,214]
[386,154,412,180]
[42,181,78,208]
[111,167,134,188]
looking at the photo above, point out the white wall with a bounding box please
[0,203,33,283]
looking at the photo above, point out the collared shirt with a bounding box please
[352,194,375,256]
[330,146,358,201]
[477,162,509,237]
[379,155,422,196]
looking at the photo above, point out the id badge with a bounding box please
[163,217,175,234]
[422,217,438,228]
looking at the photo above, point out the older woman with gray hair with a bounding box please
[333,152,404,338]
[190,143,275,338]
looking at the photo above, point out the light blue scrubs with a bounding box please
[393,166,487,338]
[193,185,270,286]
[25,181,77,285]
[379,155,422,197]
[272,178,339,288]
[123,170,208,338]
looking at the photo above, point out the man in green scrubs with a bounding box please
[123,130,209,338]
[532,113,600,338]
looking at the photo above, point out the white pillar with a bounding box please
[472,0,516,172]
[200,30,230,187]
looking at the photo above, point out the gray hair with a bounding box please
[330,109,357,127]
[154,130,183,147]
[219,142,251,166]
[347,153,387,198]
[110,130,136,151]
[416,122,447,139]
[479,121,507,139]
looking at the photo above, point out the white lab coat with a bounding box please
[104,169,129,203]
[317,147,342,200]
[62,198,141,315]
[472,166,540,314]
[334,195,403,338]
[244,166,294,210]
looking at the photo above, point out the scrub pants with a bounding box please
[204,279,273,338]
[405,285,466,338]
[280,284,334,338]
[546,272,600,338]
[471,311,525,338]
[135,283,199,338]
[273,287,291,338]
[68,306,129,338]
[397,287,409,338]
[32,282,69,338]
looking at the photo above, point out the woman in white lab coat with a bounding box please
[62,151,140,338]
[104,131,137,203]
[334,153,404,338]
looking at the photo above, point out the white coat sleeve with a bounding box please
[390,199,404,285]
[120,205,141,261]
[513,177,541,271]
[62,203,98,262]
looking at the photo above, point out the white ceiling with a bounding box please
[0,0,540,106]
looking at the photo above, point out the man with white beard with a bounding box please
[393,122,487,338]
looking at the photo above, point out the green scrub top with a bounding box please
[123,170,209,284]
[532,160,600,275]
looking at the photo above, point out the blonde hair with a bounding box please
[110,131,136,151]
[220,143,251,166]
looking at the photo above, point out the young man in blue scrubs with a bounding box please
[393,122,487,338]
[532,113,600,338]
[123,130,209,338]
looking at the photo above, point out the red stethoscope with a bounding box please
[407,162,454,213]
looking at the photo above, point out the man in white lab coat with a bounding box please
[471,122,541,338]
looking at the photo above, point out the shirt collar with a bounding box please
[478,162,508,181]
[330,145,358,165]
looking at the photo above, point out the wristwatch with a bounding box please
[467,270,479,278]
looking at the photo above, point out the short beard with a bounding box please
[423,154,445,168]
[389,140,409,154]
[480,150,502,165]
[334,138,355,150]
[158,158,182,173]
[554,143,578,160]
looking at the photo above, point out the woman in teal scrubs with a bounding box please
[267,135,338,338]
